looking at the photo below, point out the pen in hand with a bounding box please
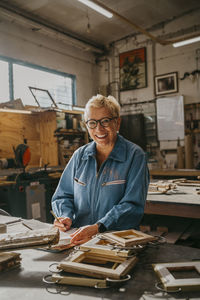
[50,210,65,229]
[50,210,72,232]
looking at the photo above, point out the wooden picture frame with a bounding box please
[58,250,138,279]
[80,236,135,258]
[101,229,156,247]
[153,261,200,292]
[119,47,147,91]
[154,72,178,96]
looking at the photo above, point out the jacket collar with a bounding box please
[82,135,126,162]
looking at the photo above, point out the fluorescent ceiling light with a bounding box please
[78,0,113,18]
[173,36,200,47]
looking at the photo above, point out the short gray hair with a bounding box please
[84,94,120,120]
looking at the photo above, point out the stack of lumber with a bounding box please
[0,227,59,250]
[0,252,21,272]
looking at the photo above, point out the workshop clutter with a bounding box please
[55,111,88,166]
[0,227,60,250]
[0,252,21,272]
[43,229,157,289]
[148,180,177,194]
[56,111,81,130]
[148,178,200,194]
[147,178,200,247]
[58,137,82,166]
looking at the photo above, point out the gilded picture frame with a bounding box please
[119,47,147,91]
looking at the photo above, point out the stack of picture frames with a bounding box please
[44,229,157,289]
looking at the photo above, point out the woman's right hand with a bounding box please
[53,217,72,232]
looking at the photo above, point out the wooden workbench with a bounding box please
[1,217,200,299]
[145,185,200,219]
[0,242,200,299]
[150,168,200,179]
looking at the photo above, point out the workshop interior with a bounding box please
[0,0,200,299]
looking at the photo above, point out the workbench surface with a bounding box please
[150,168,200,178]
[146,185,200,218]
[0,243,200,300]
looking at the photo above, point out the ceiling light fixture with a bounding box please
[78,0,113,18]
[173,36,200,47]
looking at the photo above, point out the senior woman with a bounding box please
[51,94,149,245]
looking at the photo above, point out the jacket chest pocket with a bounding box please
[101,179,126,186]
[74,177,86,186]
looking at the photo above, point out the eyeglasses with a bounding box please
[86,117,117,129]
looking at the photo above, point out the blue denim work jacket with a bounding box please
[52,135,149,230]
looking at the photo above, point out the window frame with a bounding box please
[0,55,76,106]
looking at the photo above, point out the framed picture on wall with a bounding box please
[154,72,178,96]
[119,47,147,91]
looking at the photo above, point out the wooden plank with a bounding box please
[0,112,40,141]
[39,111,58,166]
[145,201,200,219]
[52,273,107,288]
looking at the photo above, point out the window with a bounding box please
[0,56,76,108]
[0,60,9,102]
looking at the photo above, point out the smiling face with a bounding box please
[85,106,121,151]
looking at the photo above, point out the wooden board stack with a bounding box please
[0,252,21,272]
[0,227,59,250]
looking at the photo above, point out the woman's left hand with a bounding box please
[70,224,99,245]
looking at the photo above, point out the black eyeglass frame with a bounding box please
[85,117,118,129]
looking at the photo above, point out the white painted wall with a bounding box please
[97,12,200,105]
[155,43,200,104]
[97,40,200,105]
[0,18,98,107]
